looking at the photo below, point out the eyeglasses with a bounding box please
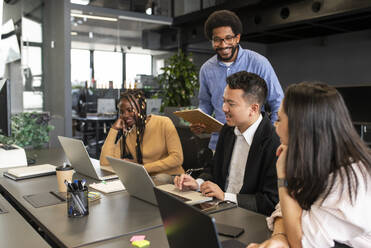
[211,35,237,45]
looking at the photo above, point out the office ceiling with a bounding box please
[70,0,371,52]
[71,0,171,51]
[70,0,171,52]
[70,16,164,51]
[149,0,371,49]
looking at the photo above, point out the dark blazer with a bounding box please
[199,113,280,216]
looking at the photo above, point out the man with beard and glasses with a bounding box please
[191,10,283,151]
[175,72,280,216]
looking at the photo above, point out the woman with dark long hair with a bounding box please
[100,89,184,182]
[248,82,371,248]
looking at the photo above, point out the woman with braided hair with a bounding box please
[100,89,184,184]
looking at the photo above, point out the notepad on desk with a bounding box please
[3,164,56,181]
[173,109,223,133]
[89,180,125,194]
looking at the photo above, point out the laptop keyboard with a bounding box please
[166,191,191,202]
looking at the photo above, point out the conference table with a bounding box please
[0,148,271,248]
[0,194,51,247]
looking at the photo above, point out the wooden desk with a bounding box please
[0,148,271,247]
[0,174,162,248]
[0,194,50,248]
[81,207,271,248]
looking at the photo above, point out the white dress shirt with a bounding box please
[196,114,263,204]
[267,162,371,248]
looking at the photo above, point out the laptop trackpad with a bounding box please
[221,239,246,248]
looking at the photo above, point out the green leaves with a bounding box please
[0,112,54,149]
[156,50,199,108]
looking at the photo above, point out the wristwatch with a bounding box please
[277,178,288,188]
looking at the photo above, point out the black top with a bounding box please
[199,113,280,216]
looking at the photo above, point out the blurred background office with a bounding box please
[2,0,371,162]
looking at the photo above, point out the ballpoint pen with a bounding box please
[81,179,87,189]
[64,180,86,215]
[185,168,204,176]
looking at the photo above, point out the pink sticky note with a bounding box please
[130,235,146,242]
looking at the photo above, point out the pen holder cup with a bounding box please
[67,187,89,217]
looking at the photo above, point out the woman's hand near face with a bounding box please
[112,118,125,131]
[276,144,288,178]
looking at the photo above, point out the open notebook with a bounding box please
[89,180,125,194]
[4,164,56,180]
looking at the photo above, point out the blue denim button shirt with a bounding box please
[198,46,283,150]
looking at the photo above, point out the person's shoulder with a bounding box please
[240,48,270,65]
[150,114,174,126]
[220,124,234,136]
[200,55,218,71]
[256,115,280,143]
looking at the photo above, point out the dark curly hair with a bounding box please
[204,10,243,40]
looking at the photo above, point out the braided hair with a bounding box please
[119,89,147,164]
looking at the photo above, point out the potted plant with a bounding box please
[156,50,199,126]
[0,112,54,149]
[156,50,199,109]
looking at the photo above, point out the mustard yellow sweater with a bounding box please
[100,115,184,175]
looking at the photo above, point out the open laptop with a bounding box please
[58,136,118,181]
[106,156,212,206]
[154,188,246,248]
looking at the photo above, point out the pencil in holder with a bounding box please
[67,186,89,217]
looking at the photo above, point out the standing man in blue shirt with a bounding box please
[192,10,283,151]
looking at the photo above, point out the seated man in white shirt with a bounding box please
[174,71,280,216]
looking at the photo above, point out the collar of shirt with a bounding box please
[234,114,263,146]
[216,45,243,67]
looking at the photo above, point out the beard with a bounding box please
[216,45,239,62]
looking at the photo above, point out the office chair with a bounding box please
[176,126,213,178]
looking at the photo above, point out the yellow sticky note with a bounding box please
[132,240,150,247]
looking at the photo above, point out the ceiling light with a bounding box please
[71,13,117,22]
[89,32,93,39]
[145,0,154,15]
[71,32,78,36]
[70,0,90,5]
[146,8,152,15]
[118,15,172,25]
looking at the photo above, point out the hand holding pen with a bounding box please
[174,172,199,191]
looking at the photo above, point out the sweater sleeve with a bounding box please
[99,128,120,166]
[143,119,184,174]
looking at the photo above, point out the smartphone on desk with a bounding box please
[193,201,218,212]
[216,223,244,238]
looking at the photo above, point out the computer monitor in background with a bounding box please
[146,98,162,115]
[0,79,11,137]
[97,98,116,114]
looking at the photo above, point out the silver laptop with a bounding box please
[106,156,212,206]
[58,136,118,181]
